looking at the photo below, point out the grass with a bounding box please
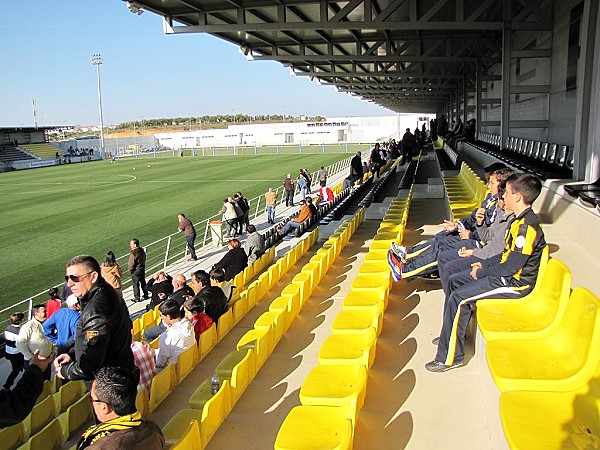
[0,150,356,315]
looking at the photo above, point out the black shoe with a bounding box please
[432,337,439,345]
[421,271,440,280]
[425,360,463,373]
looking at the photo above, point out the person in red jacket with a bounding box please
[46,287,61,319]
[183,297,213,342]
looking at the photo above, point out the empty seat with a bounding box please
[170,419,201,450]
[149,363,175,413]
[318,328,377,368]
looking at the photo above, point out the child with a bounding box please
[183,297,213,342]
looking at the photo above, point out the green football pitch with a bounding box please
[0,151,354,314]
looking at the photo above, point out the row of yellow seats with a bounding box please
[275,196,412,449]
[160,224,342,449]
[132,248,277,339]
[0,380,89,450]
[473,251,600,449]
[442,162,487,220]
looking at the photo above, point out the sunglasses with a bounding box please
[89,392,105,403]
[65,272,92,283]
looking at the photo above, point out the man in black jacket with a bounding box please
[145,272,174,312]
[350,151,363,185]
[54,255,135,381]
[128,239,149,303]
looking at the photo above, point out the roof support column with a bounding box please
[462,68,468,126]
[500,0,512,149]
[475,53,481,138]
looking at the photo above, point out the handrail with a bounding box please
[0,155,354,328]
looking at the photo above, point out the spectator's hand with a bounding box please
[458,247,474,258]
[439,220,457,232]
[459,229,471,239]
[53,353,72,378]
[475,207,485,225]
[470,262,482,280]
[31,350,55,373]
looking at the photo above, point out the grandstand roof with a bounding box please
[126,0,552,112]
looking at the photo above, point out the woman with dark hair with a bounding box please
[46,287,62,319]
[212,239,248,281]
[101,251,123,297]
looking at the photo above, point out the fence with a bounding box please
[0,155,354,329]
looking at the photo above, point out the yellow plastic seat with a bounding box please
[189,377,213,410]
[268,297,294,333]
[215,350,249,382]
[280,284,302,320]
[276,257,288,278]
[477,257,570,341]
[308,255,326,282]
[149,336,160,350]
[268,263,281,287]
[63,394,93,440]
[53,380,86,414]
[198,323,217,361]
[499,381,600,450]
[299,364,368,425]
[350,274,389,309]
[237,327,271,370]
[486,287,600,392]
[176,344,198,383]
[318,328,377,368]
[132,318,141,336]
[228,348,255,405]
[35,380,52,405]
[245,281,259,309]
[303,261,322,286]
[232,291,249,325]
[140,309,156,331]
[315,247,332,272]
[135,387,150,419]
[170,419,201,450]
[232,271,245,290]
[274,405,353,450]
[292,271,313,307]
[28,393,56,437]
[200,380,232,448]
[0,422,25,450]
[149,363,175,413]
[23,417,64,450]
[162,409,203,448]
[332,309,382,336]
[243,263,255,283]
[255,310,285,347]
[357,261,391,278]
[363,249,389,262]
[257,272,270,302]
[342,291,386,313]
[217,307,234,342]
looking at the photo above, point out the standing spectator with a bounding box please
[16,305,53,380]
[283,173,295,207]
[264,187,277,224]
[0,351,54,427]
[437,114,448,136]
[243,224,265,264]
[219,198,238,238]
[155,300,195,369]
[231,196,245,235]
[213,238,248,281]
[43,294,80,354]
[101,251,123,297]
[300,168,312,194]
[370,143,383,178]
[46,287,62,319]
[235,192,251,232]
[3,313,25,391]
[401,128,416,165]
[297,171,308,200]
[145,271,173,312]
[183,297,213,342]
[78,366,164,449]
[317,166,328,185]
[178,213,197,261]
[54,255,134,381]
[128,239,149,303]
[350,151,364,185]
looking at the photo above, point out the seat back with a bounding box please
[539,143,549,161]
[141,309,156,331]
[546,143,559,164]
[531,141,541,159]
[171,420,201,450]
[66,394,93,439]
[55,380,86,413]
[29,393,57,436]
[198,323,217,361]
[176,344,198,383]
[149,363,175,413]
[216,307,234,342]
[136,387,150,419]
[527,259,572,328]
[28,418,64,450]
[35,380,52,405]
[237,327,271,371]
[200,380,232,448]
[556,145,569,168]
[229,348,255,405]
[0,422,25,450]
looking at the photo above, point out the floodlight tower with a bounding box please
[91,53,105,152]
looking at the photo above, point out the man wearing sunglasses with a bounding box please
[54,255,135,381]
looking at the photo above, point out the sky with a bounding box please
[0,1,393,127]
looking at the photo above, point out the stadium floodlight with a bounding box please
[126,1,144,15]
[91,53,105,153]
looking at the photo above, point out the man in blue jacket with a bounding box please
[43,294,80,354]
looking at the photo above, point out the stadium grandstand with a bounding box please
[2,0,600,449]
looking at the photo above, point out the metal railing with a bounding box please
[0,156,353,328]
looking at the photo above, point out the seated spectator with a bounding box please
[45,287,61,319]
[209,267,235,303]
[101,251,123,298]
[78,366,164,449]
[0,351,54,427]
[43,294,80,354]
[213,239,248,281]
[277,199,312,236]
[16,305,54,380]
[145,271,174,312]
[243,224,265,264]
[143,274,194,342]
[306,196,318,217]
[317,181,334,204]
[3,313,25,391]
[155,300,195,369]
[130,331,156,394]
[183,297,213,342]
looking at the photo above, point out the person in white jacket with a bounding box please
[155,299,195,369]
[16,304,54,379]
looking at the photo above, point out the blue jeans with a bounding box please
[280,221,300,236]
[266,206,275,223]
